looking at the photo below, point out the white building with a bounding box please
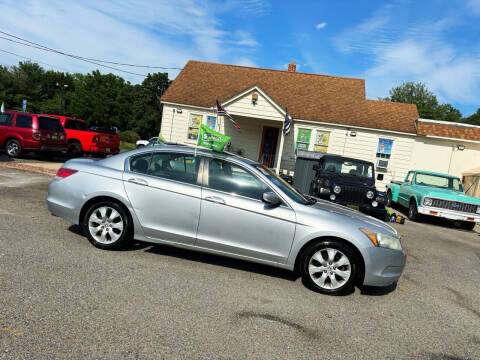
[160,60,480,190]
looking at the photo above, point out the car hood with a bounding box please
[309,197,398,236]
[422,188,480,205]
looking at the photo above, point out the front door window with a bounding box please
[259,126,279,168]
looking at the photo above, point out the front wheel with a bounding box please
[300,240,358,295]
[408,200,418,221]
[83,201,131,250]
[460,221,476,231]
[6,139,22,158]
[67,142,83,158]
[385,191,392,207]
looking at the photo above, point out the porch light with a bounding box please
[252,93,258,105]
[457,145,465,151]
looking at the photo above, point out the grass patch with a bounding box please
[120,141,136,151]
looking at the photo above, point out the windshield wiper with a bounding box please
[305,195,317,205]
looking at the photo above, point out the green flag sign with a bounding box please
[197,124,230,152]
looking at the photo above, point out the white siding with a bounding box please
[225,90,284,121]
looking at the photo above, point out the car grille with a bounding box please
[430,198,478,214]
[339,185,366,205]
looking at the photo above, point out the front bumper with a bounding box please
[417,206,480,222]
[363,246,407,286]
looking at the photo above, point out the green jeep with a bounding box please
[386,170,480,230]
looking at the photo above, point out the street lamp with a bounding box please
[56,82,69,113]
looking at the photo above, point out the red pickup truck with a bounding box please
[42,115,120,157]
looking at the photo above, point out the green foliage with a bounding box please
[462,108,480,125]
[0,61,170,138]
[119,141,137,151]
[119,130,141,143]
[384,82,462,122]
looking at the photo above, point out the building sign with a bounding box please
[314,131,330,152]
[296,128,311,150]
[188,114,202,140]
[377,138,393,155]
[206,116,217,130]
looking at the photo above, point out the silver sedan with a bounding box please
[47,146,406,295]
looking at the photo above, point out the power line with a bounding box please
[0,48,72,72]
[0,30,183,70]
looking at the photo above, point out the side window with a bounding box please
[130,153,152,174]
[0,113,13,126]
[148,152,199,185]
[65,120,75,129]
[406,172,414,183]
[15,115,33,128]
[207,158,269,200]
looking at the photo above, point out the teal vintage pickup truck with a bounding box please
[386,170,480,230]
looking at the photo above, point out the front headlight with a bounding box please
[423,197,433,206]
[359,228,403,251]
[333,185,341,194]
[366,190,374,199]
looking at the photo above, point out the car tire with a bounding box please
[460,221,476,231]
[82,201,131,250]
[136,144,145,149]
[386,190,392,207]
[67,142,83,158]
[408,200,418,221]
[300,240,358,295]
[5,139,22,158]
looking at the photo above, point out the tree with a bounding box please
[383,82,462,122]
[463,108,480,125]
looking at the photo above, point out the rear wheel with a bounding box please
[300,240,358,295]
[83,201,131,250]
[408,199,418,221]
[67,142,83,158]
[6,139,22,158]
[460,221,476,231]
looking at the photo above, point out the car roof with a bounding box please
[322,154,374,165]
[413,170,460,178]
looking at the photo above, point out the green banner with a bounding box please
[197,124,230,152]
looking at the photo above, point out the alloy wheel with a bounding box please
[7,142,20,157]
[308,248,351,290]
[88,206,124,244]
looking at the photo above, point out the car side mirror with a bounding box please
[262,192,282,207]
[376,174,384,181]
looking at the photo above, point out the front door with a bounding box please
[258,126,279,168]
[196,157,296,264]
[122,151,202,245]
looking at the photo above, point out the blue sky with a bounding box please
[0,0,479,117]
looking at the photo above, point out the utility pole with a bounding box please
[56,82,69,113]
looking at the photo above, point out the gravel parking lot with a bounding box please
[1,167,479,360]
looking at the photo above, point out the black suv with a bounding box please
[292,152,386,219]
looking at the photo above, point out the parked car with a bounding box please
[136,137,161,148]
[0,111,67,158]
[386,170,480,230]
[42,114,120,157]
[292,152,386,219]
[47,145,406,295]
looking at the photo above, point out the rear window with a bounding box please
[65,119,87,131]
[0,113,13,126]
[38,116,63,131]
[15,115,33,128]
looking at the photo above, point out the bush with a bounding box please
[119,130,141,143]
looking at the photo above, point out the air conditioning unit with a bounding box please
[376,158,390,170]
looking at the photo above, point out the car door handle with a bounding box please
[128,178,148,186]
[204,196,226,205]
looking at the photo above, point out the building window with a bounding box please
[206,116,217,131]
[187,114,202,140]
[376,138,393,170]
[296,128,311,151]
[314,130,330,153]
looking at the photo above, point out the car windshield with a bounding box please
[322,157,373,179]
[415,173,463,191]
[256,165,310,205]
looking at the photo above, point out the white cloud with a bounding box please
[0,0,262,82]
[333,1,480,110]
[234,57,258,67]
[315,22,327,29]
